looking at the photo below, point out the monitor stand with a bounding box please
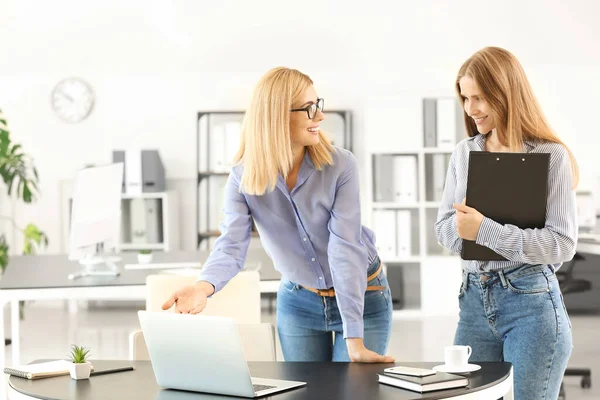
[68,253,122,280]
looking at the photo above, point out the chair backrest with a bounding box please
[557,252,592,295]
[129,330,149,361]
[145,270,261,324]
[129,323,276,362]
[237,323,277,362]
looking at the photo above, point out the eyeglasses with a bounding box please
[290,98,324,120]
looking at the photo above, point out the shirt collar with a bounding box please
[302,149,316,171]
[469,133,536,152]
[276,148,316,195]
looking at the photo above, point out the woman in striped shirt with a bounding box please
[436,47,578,399]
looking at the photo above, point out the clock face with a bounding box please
[51,77,95,123]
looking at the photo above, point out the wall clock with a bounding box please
[51,77,95,123]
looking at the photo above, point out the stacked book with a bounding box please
[378,369,468,393]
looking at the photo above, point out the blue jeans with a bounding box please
[276,258,393,362]
[455,264,572,400]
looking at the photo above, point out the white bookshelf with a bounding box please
[365,95,466,317]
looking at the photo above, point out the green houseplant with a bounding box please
[0,109,49,323]
[68,344,92,379]
[137,248,153,264]
[0,109,48,270]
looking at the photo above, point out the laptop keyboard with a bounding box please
[253,384,277,393]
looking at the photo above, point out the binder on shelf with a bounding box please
[209,176,228,231]
[372,210,396,259]
[144,199,162,243]
[373,155,395,202]
[396,210,412,258]
[124,149,143,195]
[425,153,449,203]
[224,122,241,168]
[393,156,418,203]
[140,150,166,193]
[129,198,162,244]
[130,198,146,244]
[210,125,226,172]
[432,153,450,202]
[436,98,458,148]
[113,149,166,193]
[461,152,549,261]
[423,98,437,147]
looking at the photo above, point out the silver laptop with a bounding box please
[138,311,306,398]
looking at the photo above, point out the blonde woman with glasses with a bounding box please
[163,67,394,363]
[436,47,577,399]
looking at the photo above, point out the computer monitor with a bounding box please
[68,162,124,280]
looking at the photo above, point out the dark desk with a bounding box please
[0,250,280,391]
[8,360,513,400]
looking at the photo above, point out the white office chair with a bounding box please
[129,323,276,362]
[130,270,273,361]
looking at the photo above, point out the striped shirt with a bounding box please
[435,133,578,273]
[197,146,378,339]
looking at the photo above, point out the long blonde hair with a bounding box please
[456,46,579,187]
[234,67,334,195]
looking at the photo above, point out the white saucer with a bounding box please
[433,364,481,374]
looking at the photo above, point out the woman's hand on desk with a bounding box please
[161,281,215,314]
[346,338,395,363]
[453,199,484,241]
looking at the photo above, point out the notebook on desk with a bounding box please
[378,372,469,393]
[461,151,550,261]
[4,360,134,380]
[4,360,86,379]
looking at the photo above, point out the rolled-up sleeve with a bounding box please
[196,171,253,293]
[435,151,463,254]
[327,154,369,339]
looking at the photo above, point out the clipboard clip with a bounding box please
[495,157,526,162]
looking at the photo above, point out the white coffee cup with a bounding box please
[444,345,472,368]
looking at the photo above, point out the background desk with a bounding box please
[572,236,600,313]
[0,250,280,373]
[8,360,513,400]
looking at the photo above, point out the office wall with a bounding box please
[1,0,599,253]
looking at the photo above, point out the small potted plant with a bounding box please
[138,249,153,264]
[69,345,92,380]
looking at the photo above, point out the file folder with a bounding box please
[461,151,550,261]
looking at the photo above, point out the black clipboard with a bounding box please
[461,151,550,261]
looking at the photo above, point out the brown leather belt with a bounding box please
[301,262,385,297]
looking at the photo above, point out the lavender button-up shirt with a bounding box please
[197,146,379,338]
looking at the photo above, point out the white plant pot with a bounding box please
[137,253,153,264]
[69,362,92,380]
